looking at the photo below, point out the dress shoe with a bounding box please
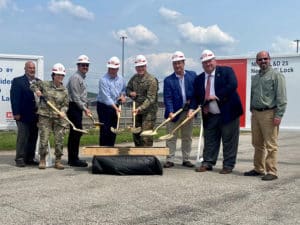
[163,161,174,168]
[69,159,88,167]
[16,160,25,167]
[25,160,39,166]
[195,165,212,172]
[182,161,194,167]
[261,174,278,181]
[219,168,232,174]
[244,169,264,176]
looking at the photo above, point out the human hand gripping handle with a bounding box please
[40,96,88,134]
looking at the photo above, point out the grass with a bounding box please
[0,128,166,151]
[0,128,249,151]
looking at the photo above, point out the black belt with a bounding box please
[253,106,276,111]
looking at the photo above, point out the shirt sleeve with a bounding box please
[139,76,158,111]
[68,75,87,110]
[275,73,287,118]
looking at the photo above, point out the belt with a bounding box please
[253,106,276,111]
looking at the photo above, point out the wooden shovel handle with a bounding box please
[171,107,201,134]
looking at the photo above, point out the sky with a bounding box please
[1,0,300,93]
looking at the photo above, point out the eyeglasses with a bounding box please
[55,74,65,77]
[79,64,89,67]
[257,58,269,62]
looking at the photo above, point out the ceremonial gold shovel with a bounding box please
[128,101,142,134]
[141,108,183,136]
[110,105,125,134]
[44,98,88,134]
[159,106,200,140]
[87,113,103,127]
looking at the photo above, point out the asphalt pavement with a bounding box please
[0,130,299,225]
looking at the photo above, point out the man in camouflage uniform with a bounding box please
[126,55,158,146]
[31,63,69,170]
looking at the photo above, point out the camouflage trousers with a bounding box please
[37,115,67,158]
[133,113,156,147]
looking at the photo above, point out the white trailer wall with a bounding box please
[0,54,44,130]
[246,54,300,130]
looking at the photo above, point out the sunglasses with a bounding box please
[257,58,269,62]
[79,64,89,67]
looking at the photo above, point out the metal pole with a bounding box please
[294,39,300,53]
[120,36,127,76]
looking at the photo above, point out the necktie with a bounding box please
[205,75,211,100]
[204,75,211,113]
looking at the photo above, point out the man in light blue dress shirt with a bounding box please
[96,56,126,146]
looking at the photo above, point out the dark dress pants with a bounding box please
[203,114,240,169]
[97,102,117,146]
[67,102,83,163]
[15,120,38,163]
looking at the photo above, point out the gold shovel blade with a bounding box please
[73,128,89,134]
[159,134,174,140]
[128,126,142,134]
[94,122,104,127]
[140,130,157,136]
[110,127,125,134]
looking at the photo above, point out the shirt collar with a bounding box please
[205,69,216,78]
[175,71,185,79]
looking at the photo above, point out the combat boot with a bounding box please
[54,158,64,170]
[39,156,46,170]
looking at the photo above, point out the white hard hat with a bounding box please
[200,50,215,62]
[107,56,120,69]
[76,54,90,64]
[52,63,66,75]
[172,51,186,62]
[135,55,147,66]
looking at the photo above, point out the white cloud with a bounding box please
[159,6,182,22]
[177,22,235,46]
[0,0,23,12]
[113,24,159,47]
[0,0,10,9]
[48,0,94,20]
[271,37,297,54]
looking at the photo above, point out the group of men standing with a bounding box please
[163,49,243,175]
[10,49,287,181]
[10,55,91,169]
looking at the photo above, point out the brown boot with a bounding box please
[39,156,46,169]
[54,159,64,170]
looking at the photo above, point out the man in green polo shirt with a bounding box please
[244,51,287,181]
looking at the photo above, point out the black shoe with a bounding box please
[25,160,39,166]
[182,161,194,168]
[262,174,278,181]
[163,161,174,168]
[69,159,88,167]
[16,160,25,167]
[244,169,264,176]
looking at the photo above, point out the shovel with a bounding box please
[141,108,183,136]
[128,101,141,134]
[41,97,88,134]
[87,113,103,127]
[195,109,204,168]
[110,104,124,134]
[159,106,201,140]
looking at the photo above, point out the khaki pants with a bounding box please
[166,111,193,162]
[251,109,279,175]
